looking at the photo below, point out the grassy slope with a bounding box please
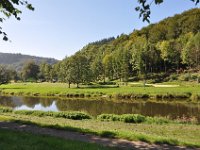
[1,113,200,148]
[0,128,114,150]
[1,82,200,99]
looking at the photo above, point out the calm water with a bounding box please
[0,96,200,121]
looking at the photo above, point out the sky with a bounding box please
[0,0,199,60]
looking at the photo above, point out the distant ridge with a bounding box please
[0,52,58,71]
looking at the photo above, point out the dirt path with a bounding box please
[0,121,197,150]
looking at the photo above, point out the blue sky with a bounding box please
[0,0,199,60]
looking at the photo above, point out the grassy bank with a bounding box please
[0,111,200,148]
[0,107,198,124]
[1,82,200,101]
[0,128,113,150]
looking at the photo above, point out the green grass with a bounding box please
[1,107,197,124]
[1,113,200,148]
[0,128,114,150]
[14,110,92,120]
[1,82,200,100]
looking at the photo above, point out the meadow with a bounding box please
[0,82,200,100]
[0,110,200,148]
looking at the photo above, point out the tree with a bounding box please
[182,32,200,68]
[68,54,92,88]
[39,62,52,81]
[58,57,74,88]
[131,36,148,75]
[102,54,114,80]
[156,40,180,72]
[91,54,104,81]
[21,61,39,81]
[0,65,11,84]
[0,0,34,41]
[135,0,199,23]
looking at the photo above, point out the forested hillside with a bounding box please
[54,8,200,86]
[0,52,58,71]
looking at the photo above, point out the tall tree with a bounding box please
[69,54,92,87]
[0,65,11,84]
[22,61,39,81]
[182,32,200,68]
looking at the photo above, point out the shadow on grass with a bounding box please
[2,119,199,149]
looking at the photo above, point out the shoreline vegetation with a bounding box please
[0,82,200,101]
[0,108,200,148]
[1,106,198,124]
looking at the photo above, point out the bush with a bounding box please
[145,116,171,124]
[97,114,179,124]
[169,74,178,81]
[0,106,13,113]
[178,73,191,81]
[120,114,146,123]
[97,114,146,123]
[14,110,92,120]
[97,114,120,121]
[191,74,198,80]
[98,81,116,85]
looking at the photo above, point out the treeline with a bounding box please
[1,8,200,86]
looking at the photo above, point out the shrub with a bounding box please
[98,81,116,85]
[0,106,13,113]
[14,110,91,120]
[97,114,120,121]
[169,74,178,81]
[120,114,146,123]
[97,114,179,124]
[97,114,146,123]
[178,73,191,81]
[145,116,171,124]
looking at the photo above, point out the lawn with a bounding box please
[0,128,114,150]
[1,113,200,148]
[1,82,200,100]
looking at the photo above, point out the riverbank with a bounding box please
[1,82,200,101]
[0,109,200,148]
[0,122,195,150]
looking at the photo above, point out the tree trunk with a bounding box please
[164,61,167,73]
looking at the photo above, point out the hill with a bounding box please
[0,52,58,71]
[55,8,200,85]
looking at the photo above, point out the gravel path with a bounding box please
[0,121,198,150]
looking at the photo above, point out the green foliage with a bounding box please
[0,106,13,113]
[169,74,178,81]
[0,65,12,84]
[21,61,40,81]
[14,110,92,120]
[50,9,200,86]
[0,0,34,41]
[97,114,146,123]
[135,0,199,23]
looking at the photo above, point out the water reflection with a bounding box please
[15,101,58,111]
[0,96,200,122]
